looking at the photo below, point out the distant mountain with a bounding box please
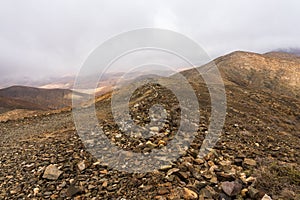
[0,96,46,111]
[0,86,87,113]
[1,50,299,198]
[0,76,75,90]
[182,51,300,97]
[1,70,177,90]
[272,47,300,56]
[1,51,299,116]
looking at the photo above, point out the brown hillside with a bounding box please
[0,85,87,110]
[0,51,299,199]
[215,51,300,96]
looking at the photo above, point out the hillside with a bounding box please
[213,51,299,96]
[0,86,87,112]
[0,96,46,111]
[0,51,299,199]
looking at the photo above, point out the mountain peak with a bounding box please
[210,51,300,96]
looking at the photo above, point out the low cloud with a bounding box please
[0,0,299,82]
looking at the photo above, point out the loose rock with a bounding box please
[221,181,242,196]
[42,164,63,180]
[244,158,257,166]
[248,186,259,199]
[262,194,272,200]
[77,160,86,171]
[33,188,39,196]
[66,185,81,197]
[183,187,198,200]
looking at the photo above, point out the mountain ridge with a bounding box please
[199,50,299,97]
[0,85,87,112]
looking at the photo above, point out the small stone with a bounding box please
[157,187,169,195]
[74,196,81,200]
[160,165,173,171]
[261,194,272,200]
[193,180,207,190]
[93,161,101,166]
[150,127,159,132]
[44,191,52,196]
[166,168,180,176]
[100,169,108,174]
[272,146,280,151]
[210,176,218,184]
[107,184,118,192]
[88,184,96,190]
[59,181,66,188]
[221,181,242,196]
[244,158,256,166]
[239,173,247,184]
[219,193,231,200]
[199,186,216,199]
[43,164,63,180]
[165,175,175,182]
[33,188,39,196]
[139,184,153,191]
[25,163,35,170]
[234,158,243,166]
[183,187,198,200]
[245,176,256,183]
[219,160,231,166]
[203,173,212,179]
[66,185,81,197]
[207,161,215,167]
[77,160,86,171]
[50,194,58,199]
[217,171,235,182]
[178,171,189,180]
[266,136,275,142]
[155,196,167,200]
[146,141,157,147]
[241,188,248,197]
[158,140,166,146]
[194,158,205,165]
[102,181,108,187]
[248,186,259,199]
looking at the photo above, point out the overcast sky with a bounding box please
[1,0,300,82]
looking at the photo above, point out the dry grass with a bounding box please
[255,160,300,199]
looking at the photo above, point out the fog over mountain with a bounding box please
[1,0,300,85]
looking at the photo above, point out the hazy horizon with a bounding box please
[1,0,300,85]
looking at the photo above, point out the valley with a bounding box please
[0,51,299,199]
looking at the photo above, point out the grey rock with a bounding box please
[219,193,231,200]
[221,181,242,196]
[42,164,63,180]
[66,185,81,197]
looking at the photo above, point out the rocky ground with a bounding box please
[0,77,299,199]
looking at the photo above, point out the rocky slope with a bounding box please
[0,51,299,199]
[209,51,299,97]
[0,86,87,113]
